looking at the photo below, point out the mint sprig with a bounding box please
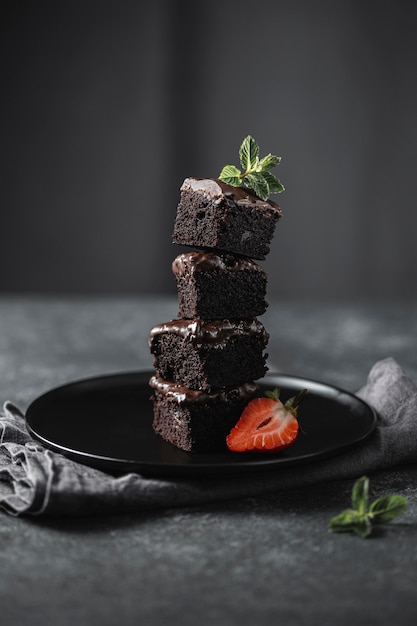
[219,135,284,201]
[329,476,408,538]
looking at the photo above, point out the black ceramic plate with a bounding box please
[25,371,377,477]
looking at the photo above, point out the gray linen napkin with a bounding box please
[1,357,416,516]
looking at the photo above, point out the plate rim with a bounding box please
[25,370,378,476]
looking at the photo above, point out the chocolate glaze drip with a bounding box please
[149,318,268,350]
[149,375,259,404]
[172,251,265,276]
[180,177,282,216]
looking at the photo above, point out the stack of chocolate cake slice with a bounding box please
[149,177,282,452]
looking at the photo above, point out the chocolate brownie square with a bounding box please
[149,375,259,452]
[172,251,268,320]
[172,178,282,259]
[149,318,269,391]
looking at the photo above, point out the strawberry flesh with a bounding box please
[226,396,299,452]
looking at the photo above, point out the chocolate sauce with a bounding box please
[180,177,282,215]
[149,375,259,404]
[172,251,264,276]
[149,318,268,350]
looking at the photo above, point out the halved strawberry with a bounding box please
[226,387,307,452]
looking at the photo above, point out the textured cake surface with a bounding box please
[149,318,269,391]
[149,375,259,452]
[172,178,282,259]
[172,251,268,320]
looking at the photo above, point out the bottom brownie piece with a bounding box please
[149,375,259,453]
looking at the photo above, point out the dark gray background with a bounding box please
[2,0,417,300]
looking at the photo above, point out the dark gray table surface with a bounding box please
[1,296,416,626]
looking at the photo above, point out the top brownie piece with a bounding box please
[172,178,283,259]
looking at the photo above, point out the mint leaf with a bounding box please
[329,508,360,530]
[329,509,372,538]
[259,153,281,171]
[239,136,259,171]
[219,164,241,187]
[218,136,284,199]
[329,476,408,539]
[352,475,369,515]
[263,171,285,193]
[369,495,408,524]
[352,517,373,538]
[243,173,269,201]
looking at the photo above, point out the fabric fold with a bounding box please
[1,358,416,516]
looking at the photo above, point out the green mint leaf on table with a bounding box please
[219,135,284,201]
[369,495,409,524]
[330,509,372,539]
[351,475,369,516]
[329,476,408,538]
